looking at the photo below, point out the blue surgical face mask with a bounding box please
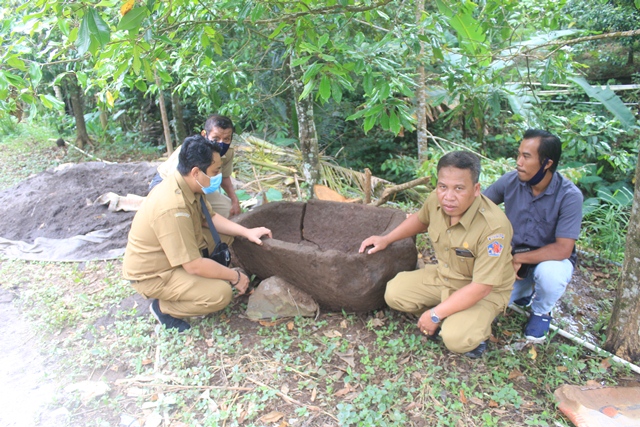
[198,171,222,194]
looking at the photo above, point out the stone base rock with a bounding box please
[246,276,319,320]
[232,200,417,312]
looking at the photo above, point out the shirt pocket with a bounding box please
[453,247,475,278]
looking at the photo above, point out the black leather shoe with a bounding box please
[463,341,487,359]
[150,299,191,332]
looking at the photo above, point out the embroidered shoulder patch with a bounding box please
[487,241,503,257]
[487,233,505,241]
[175,212,190,218]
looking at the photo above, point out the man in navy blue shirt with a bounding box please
[484,129,583,342]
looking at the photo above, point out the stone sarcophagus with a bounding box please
[231,200,417,312]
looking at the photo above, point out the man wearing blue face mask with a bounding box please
[124,135,271,332]
[484,129,583,342]
[152,114,241,218]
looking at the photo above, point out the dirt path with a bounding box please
[0,289,67,427]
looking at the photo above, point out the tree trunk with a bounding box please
[289,60,320,198]
[415,0,428,163]
[155,69,173,156]
[604,150,640,361]
[68,75,91,149]
[171,91,187,145]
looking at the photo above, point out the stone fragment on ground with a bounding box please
[245,276,319,320]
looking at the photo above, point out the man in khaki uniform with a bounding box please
[153,114,241,218]
[124,135,271,332]
[360,151,514,358]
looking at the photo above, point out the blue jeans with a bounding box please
[509,259,574,315]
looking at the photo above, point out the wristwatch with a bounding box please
[430,308,441,324]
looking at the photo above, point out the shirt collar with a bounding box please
[517,171,560,197]
[174,170,199,205]
[437,194,482,230]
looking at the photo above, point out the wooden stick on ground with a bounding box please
[373,176,430,206]
[246,377,338,421]
[364,168,372,204]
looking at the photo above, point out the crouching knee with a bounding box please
[200,283,233,314]
[441,327,483,354]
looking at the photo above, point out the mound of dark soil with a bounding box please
[0,162,158,250]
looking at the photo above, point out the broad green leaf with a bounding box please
[7,57,26,71]
[379,81,390,99]
[379,111,390,130]
[87,8,110,47]
[291,56,312,67]
[568,77,637,130]
[155,35,177,45]
[135,80,148,92]
[265,188,283,202]
[143,57,154,80]
[302,62,323,82]
[636,0,640,9]
[29,63,42,86]
[363,104,383,117]
[250,3,265,22]
[299,80,315,100]
[76,71,88,87]
[389,110,401,135]
[95,0,118,6]
[318,34,329,47]
[158,69,172,83]
[363,114,376,133]
[117,6,147,32]
[319,54,336,63]
[331,81,342,103]
[319,75,331,102]
[76,13,91,55]
[39,94,52,108]
[201,33,210,48]
[57,18,70,37]
[363,73,373,94]
[132,45,141,74]
[39,94,64,109]
[269,23,287,39]
[346,108,367,121]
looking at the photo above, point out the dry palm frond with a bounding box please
[234,133,423,204]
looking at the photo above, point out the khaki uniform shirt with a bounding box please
[418,192,515,294]
[123,171,216,281]
[157,145,234,179]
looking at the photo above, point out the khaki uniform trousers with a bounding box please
[385,265,509,353]
[206,191,232,219]
[133,234,235,319]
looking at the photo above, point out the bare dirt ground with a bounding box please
[0,161,157,248]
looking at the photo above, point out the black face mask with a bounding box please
[208,138,230,157]
[527,158,550,186]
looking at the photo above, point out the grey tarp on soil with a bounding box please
[0,162,158,261]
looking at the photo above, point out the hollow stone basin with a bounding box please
[231,200,417,312]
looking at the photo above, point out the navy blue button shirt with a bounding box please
[483,171,583,265]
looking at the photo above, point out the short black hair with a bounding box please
[204,114,234,134]
[437,151,481,183]
[522,129,562,173]
[177,134,221,175]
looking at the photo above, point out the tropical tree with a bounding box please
[604,150,640,360]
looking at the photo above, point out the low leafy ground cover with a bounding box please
[0,122,637,426]
[0,258,633,427]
